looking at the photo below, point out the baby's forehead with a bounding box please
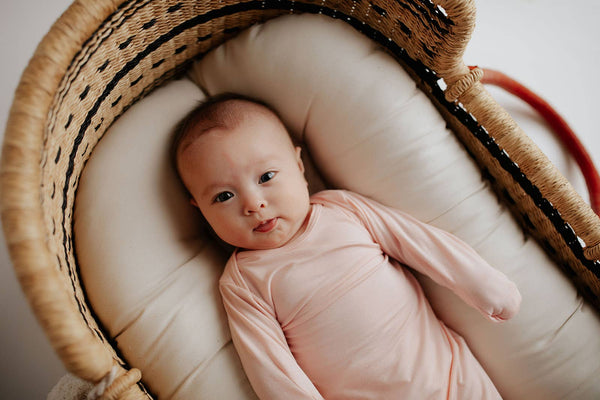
[189,100,276,138]
[193,104,290,143]
[182,111,292,161]
[201,99,275,128]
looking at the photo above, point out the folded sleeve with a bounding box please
[312,190,521,322]
[220,257,324,400]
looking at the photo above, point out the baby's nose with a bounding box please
[243,196,267,215]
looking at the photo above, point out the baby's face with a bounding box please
[178,111,311,250]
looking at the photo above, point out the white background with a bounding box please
[1,0,598,398]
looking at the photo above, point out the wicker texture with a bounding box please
[2,0,599,398]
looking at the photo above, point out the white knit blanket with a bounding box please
[47,374,92,400]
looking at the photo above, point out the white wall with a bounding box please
[0,0,598,398]
[464,0,600,199]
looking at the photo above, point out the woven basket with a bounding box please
[2,0,599,397]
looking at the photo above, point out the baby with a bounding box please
[173,93,522,400]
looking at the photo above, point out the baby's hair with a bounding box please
[170,92,282,183]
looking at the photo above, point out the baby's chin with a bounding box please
[235,240,286,251]
[243,234,295,251]
[235,227,300,251]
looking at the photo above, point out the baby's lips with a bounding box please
[254,218,278,233]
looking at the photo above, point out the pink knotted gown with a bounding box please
[220,190,520,399]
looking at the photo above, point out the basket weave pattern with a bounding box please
[2,0,599,398]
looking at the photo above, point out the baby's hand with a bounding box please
[460,272,522,323]
[479,279,521,323]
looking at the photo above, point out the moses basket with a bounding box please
[2,0,599,398]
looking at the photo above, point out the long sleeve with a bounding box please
[312,190,521,322]
[219,256,324,400]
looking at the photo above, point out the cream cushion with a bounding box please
[75,13,600,399]
[75,80,256,399]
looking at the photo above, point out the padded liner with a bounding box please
[76,14,600,399]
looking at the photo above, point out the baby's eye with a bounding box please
[259,171,276,184]
[214,191,234,203]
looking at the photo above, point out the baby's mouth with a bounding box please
[254,218,278,233]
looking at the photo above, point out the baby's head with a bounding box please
[173,94,311,250]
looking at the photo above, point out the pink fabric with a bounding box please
[220,190,520,399]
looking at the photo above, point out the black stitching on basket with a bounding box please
[167,2,183,13]
[152,59,165,69]
[396,1,419,19]
[52,0,157,364]
[142,18,157,30]
[198,33,212,42]
[401,0,450,36]
[119,35,135,50]
[79,85,90,100]
[51,182,56,199]
[50,0,154,130]
[97,59,110,72]
[130,75,143,86]
[396,20,412,37]
[425,13,450,35]
[175,44,187,54]
[111,95,122,107]
[94,117,104,131]
[422,43,435,58]
[64,114,73,129]
[55,147,61,163]
[371,4,386,16]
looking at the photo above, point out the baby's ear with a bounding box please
[190,197,199,208]
[295,146,305,174]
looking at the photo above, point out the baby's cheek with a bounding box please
[223,224,250,248]
[204,217,229,241]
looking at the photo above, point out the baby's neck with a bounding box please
[287,204,313,246]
